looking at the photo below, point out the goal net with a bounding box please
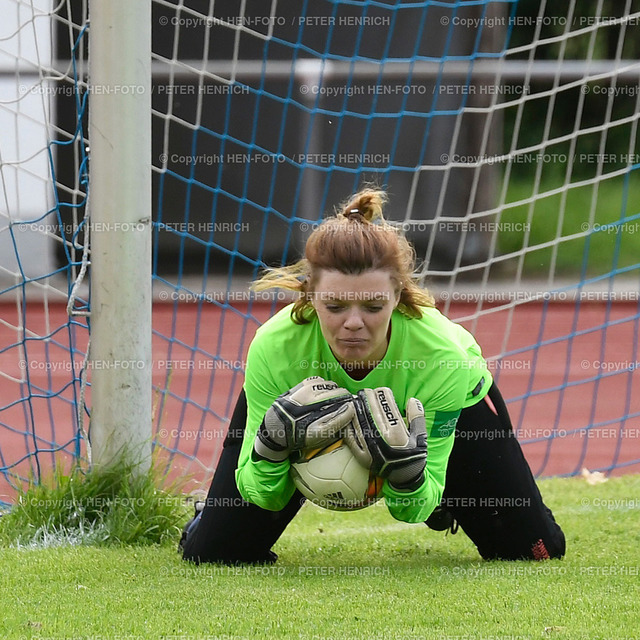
[1,0,639,504]
[0,0,90,505]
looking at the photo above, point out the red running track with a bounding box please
[1,300,639,501]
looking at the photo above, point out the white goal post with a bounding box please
[88,0,152,471]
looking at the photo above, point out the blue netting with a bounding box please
[0,19,91,506]
[149,0,639,483]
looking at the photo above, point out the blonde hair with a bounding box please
[253,187,434,324]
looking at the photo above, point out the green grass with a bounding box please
[2,475,639,640]
[499,173,640,277]
[0,461,191,548]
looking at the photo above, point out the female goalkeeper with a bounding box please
[181,188,565,565]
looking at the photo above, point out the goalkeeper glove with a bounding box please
[345,388,427,492]
[254,377,356,463]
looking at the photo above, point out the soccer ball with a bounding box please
[290,439,383,511]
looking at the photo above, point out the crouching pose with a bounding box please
[181,188,565,565]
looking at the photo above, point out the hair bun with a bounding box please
[341,188,387,223]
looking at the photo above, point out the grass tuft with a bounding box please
[0,459,191,548]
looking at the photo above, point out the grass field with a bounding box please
[500,174,640,276]
[1,475,639,640]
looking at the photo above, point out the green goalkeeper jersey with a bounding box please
[236,305,493,523]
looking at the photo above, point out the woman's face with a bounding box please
[312,269,400,366]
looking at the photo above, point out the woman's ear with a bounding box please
[394,284,403,307]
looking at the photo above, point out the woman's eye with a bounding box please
[365,305,383,313]
[324,304,343,313]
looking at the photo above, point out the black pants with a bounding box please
[441,384,565,560]
[182,384,565,564]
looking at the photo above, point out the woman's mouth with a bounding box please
[339,338,367,346]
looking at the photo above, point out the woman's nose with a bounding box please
[343,308,364,330]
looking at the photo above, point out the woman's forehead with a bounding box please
[313,268,395,288]
[313,290,393,302]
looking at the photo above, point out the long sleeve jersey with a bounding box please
[235,305,493,523]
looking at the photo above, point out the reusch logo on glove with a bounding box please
[376,389,399,427]
[312,383,338,392]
